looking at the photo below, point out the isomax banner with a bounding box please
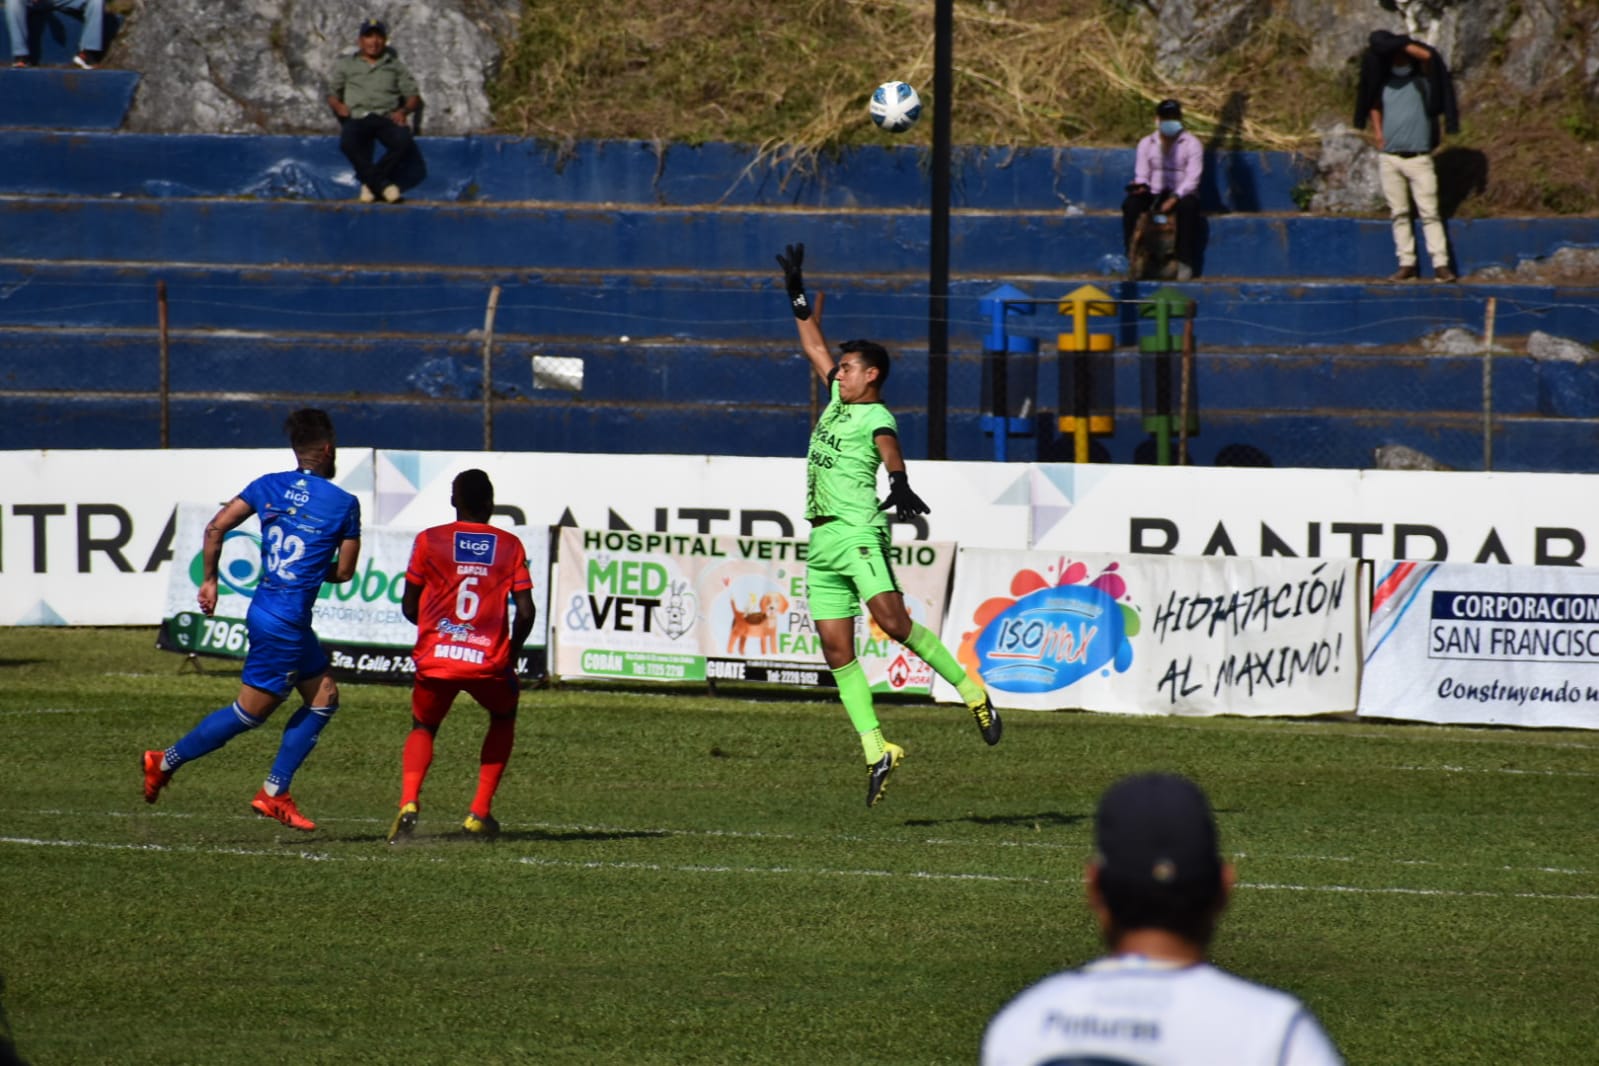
[159,503,550,682]
[936,549,1361,717]
[1362,560,1599,728]
[552,527,955,692]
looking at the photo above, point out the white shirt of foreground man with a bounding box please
[981,773,1343,1066]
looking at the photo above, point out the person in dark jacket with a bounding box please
[1354,30,1460,282]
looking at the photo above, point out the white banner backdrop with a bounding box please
[8,449,1599,629]
[551,526,955,692]
[369,450,1030,549]
[1024,465,1599,566]
[0,449,326,626]
[159,502,549,682]
[936,549,1361,717]
[1361,560,1599,729]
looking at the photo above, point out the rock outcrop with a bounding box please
[116,0,519,135]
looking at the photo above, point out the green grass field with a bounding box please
[1,628,1595,1065]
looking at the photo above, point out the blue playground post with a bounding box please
[979,283,1038,462]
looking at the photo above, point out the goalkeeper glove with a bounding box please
[880,471,930,521]
[775,242,811,320]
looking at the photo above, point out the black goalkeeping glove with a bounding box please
[775,242,811,320]
[880,471,930,522]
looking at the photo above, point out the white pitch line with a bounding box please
[14,809,1593,878]
[1137,718,1599,751]
[516,856,1041,885]
[0,707,106,716]
[1244,880,1599,903]
[2,834,1593,901]
[0,835,337,861]
[1392,763,1599,779]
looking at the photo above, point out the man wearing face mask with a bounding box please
[1121,98,1203,281]
[1355,29,1460,283]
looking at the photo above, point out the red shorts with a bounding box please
[410,674,519,726]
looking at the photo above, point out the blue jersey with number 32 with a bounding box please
[238,469,362,624]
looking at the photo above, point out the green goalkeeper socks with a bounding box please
[831,660,884,762]
[859,727,888,764]
[904,622,985,705]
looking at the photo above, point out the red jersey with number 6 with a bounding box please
[406,522,532,680]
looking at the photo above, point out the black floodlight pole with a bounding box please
[928,0,953,460]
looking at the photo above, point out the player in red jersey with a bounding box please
[388,469,535,842]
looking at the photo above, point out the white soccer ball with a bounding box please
[869,81,923,133]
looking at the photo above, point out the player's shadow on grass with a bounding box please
[324,827,670,846]
[500,827,671,844]
[901,810,1087,830]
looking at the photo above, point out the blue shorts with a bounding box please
[241,603,330,697]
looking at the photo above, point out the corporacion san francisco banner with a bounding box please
[551,526,955,693]
[935,548,1362,717]
[1362,560,1599,729]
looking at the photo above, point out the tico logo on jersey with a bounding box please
[454,532,498,564]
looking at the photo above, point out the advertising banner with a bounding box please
[11,448,1599,630]
[937,549,1361,717]
[370,450,1031,550]
[0,449,315,626]
[551,526,955,692]
[1024,465,1599,566]
[1361,560,1599,728]
[159,503,550,683]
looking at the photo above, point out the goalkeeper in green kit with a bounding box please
[776,243,1001,808]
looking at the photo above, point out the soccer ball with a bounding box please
[869,81,923,133]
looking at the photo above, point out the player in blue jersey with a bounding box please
[142,409,363,831]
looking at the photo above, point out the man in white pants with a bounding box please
[1364,32,1457,283]
[981,773,1344,1066]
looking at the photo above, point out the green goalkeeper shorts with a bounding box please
[805,521,901,621]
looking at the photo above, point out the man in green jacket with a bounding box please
[326,17,422,204]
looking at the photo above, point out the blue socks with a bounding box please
[166,701,261,769]
[162,700,338,794]
[264,705,337,795]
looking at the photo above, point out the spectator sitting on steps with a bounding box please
[7,0,107,68]
[1122,98,1204,282]
[326,17,421,204]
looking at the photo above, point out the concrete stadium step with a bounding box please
[0,260,1587,349]
[0,326,1588,471]
[0,366,1580,472]
[1,194,1591,281]
[0,70,136,131]
[0,130,1310,212]
[0,326,1579,418]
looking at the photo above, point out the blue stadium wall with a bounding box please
[0,70,1595,472]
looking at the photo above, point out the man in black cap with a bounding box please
[1122,99,1203,280]
[1354,30,1460,282]
[981,773,1344,1065]
[326,17,422,204]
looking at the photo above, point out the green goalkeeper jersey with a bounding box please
[806,379,896,526]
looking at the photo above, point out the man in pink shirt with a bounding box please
[1122,98,1205,281]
